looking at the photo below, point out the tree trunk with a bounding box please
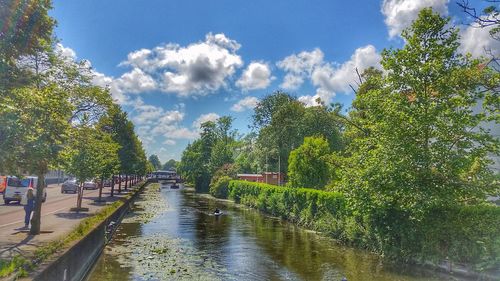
[77,182,83,210]
[98,176,103,202]
[30,172,45,235]
[125,175,128,190]
[110,175,115,197]
[118,174,122,193]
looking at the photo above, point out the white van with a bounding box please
[3,176,47,204]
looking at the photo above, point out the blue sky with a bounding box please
[50,0,497,162]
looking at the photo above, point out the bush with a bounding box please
[227,180,500,270]
[209,176,231,198]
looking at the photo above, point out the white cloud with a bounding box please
[278,46,381,106]
[459,22,500,58]
[231,96,259,112]
[311,45,381,94]
[381,0,449,38]
[163,139,176,145]
[236,61,273,90]
[91,71,131,105]
[116,68,156,93]
[55,43,77,60]
[192,113,220,129]
[122,33,243,96]
[276,48,324,89]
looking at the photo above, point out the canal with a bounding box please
[86,184,460,281]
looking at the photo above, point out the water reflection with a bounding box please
[87,186,463,281]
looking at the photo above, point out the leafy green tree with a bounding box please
[288,136,331,189]
[0,84,71,234]
[255,92,342,174]
[252,91,295,129]
[179,116,238,192]
[162,159,178,170]
[0,0,55,91]
[336,8,500,215]
[62,125,118,209]
[148,154,162,171]
[99,105,139,191]
[94,130,120,202]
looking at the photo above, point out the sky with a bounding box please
[49,0,498,162]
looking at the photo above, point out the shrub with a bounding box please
[227,180,500,270]
[209,176,231,198]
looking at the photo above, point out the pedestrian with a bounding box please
[21,186,35,228]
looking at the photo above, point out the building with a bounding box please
[237,172,285,186]
[236,173,264,183]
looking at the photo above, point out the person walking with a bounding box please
[22,186,35,228]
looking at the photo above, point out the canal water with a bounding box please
[86,184,461,281]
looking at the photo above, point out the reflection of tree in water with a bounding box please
[237,208,441,281]
[190,193,232,266]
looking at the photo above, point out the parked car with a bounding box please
[0,176,6,193]
[61,178,78,193]
[3,176,47,204]
[102,179,112,187]
[83,180,97,190]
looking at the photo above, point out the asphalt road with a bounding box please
[0,184,100,228]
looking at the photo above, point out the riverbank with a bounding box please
[220,180,500,279]
[89,183,486,280]
[0,181,146,280]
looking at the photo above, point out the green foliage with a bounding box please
[148,154,162,171]
[162,159,178,170]
[0,84,72,174]
[288,136,331,189]
[254,91,343,173]
[227,180,500,270]
[0,0,55,92]
[179,116,237,192]
[209,176,231,198]
[334,9,500,217]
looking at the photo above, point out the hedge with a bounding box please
[227,180,500,270]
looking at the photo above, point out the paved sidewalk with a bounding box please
[0,184,136,261]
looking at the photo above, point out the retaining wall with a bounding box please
[32,183,147,281]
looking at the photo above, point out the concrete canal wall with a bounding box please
[32,182,148,281]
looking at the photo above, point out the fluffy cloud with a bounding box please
[55,43,77,60]
[192,113,220,129]
[276,48,324,89]
[278,46,381,106]
[116,68,156,93]
[459,22,500,58]
[122,33,243,96]
[311,45,381,94]
[236,61,273,90]
[231,96,259,112]
[381,0,449,38]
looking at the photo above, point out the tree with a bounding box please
[148,154,162,171]
[0,84,72,234]
[255,92,342,174]
[458,0,500,41]
[94,130,120,202]
[62,126,116,210]
[178,116,238,193]
[99,105,138,191]
[252,91,295,129]
[335,8,500,215]
[0,0,55,91]
[162,159,178,170]
[288,136,331,189]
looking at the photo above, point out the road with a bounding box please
[0,184,100,228]
[0,183,129,260]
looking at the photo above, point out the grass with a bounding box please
[0,181,146,279]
